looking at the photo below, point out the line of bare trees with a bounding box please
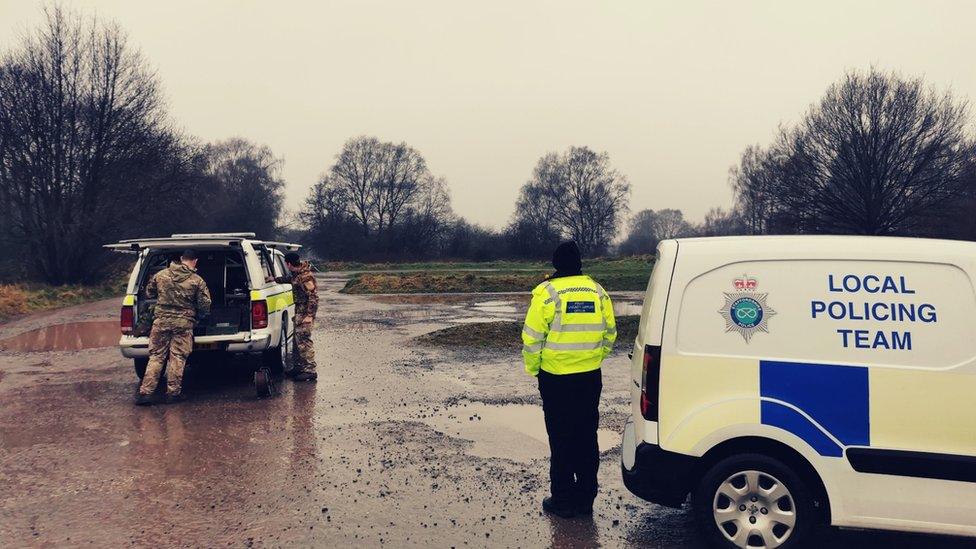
[300,142,632,261]
[0,7,285,283]
[6,8,976,278]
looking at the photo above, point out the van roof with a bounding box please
[104,233,301,251]
[669,235,976,255]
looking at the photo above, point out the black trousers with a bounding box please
[538,368,602,506]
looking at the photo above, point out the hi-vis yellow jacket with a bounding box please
[522,275,617,376]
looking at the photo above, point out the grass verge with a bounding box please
[0,283,123,323]
[414,315,639,350]
[340,256,653,294]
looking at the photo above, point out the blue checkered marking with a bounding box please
[760,360,870,456]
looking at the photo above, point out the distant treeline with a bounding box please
[1,7,973,284]
[301,67,976,261]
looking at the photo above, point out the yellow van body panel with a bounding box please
[871,368,976,456]
[659,355,760,455]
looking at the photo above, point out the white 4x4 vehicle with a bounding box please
[106,233,300,395]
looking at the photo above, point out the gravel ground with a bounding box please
[0,273,971,547]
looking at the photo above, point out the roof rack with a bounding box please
[169,232,256,239]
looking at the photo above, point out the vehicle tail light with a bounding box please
[251,300,269,329]
[640,344,662,421]
[120,305,134,335]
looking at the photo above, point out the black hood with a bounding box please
[551,241,582,278]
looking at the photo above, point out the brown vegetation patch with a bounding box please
[343,272,547,294]
[415,315,639,350]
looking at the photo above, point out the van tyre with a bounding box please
[134,358,148,380]
[693,454,818,549]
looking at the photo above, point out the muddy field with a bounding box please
[0,274,970,547]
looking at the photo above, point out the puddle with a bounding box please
[614,300,643,316]
[470,300,518,315]
[423,401,621,462]
[370,294,484,305]
[0,321,120,352]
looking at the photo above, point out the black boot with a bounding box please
[165,393,186,404]
[134,393,153,406]
[542,496,576,519]
[292,371,317,382]
[575,500,594,516]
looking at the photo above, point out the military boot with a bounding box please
[575,500,594,516]
[165,393,187,404]
[542,496,576,519]
[292,371,317,382]
[134,393,154,406]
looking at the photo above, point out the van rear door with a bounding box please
[632,240,679,444]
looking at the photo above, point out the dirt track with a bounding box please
[0,274,970,547]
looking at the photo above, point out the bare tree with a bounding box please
[329,136,384,236]
[301,136,454,259]
[514,146,630,255]
[617,209,658,255]
[201,138,285,239]
[618,208,694,255]
[651,209,691,240]
[732,69,971,235]
[394,176,454,257]
[729,145,780,235]
[374,142,427,235]
[0,6,184,282]
[321,136,430,240]
[697,207,747,237]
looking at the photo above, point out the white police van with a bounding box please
[106,233,300,396]
[621,236,976,547]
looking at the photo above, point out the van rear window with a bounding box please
[675,260,976,369]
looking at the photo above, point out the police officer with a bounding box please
[522,241,617,518]
[279,251,319,382]
[135,250,211,406]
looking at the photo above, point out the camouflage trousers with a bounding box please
[294,321,316,374]
[140,324,193,396]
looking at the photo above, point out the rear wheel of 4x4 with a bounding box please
[262,322,290,377]
[693,453,818,548]
[134,358,148,380]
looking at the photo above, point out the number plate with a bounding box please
[193,342,220,351]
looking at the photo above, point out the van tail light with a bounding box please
[251,300,269,329]
[640,344,662,421]
[120,305,134,335]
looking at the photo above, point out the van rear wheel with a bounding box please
[693,454,817,548]
[262,323,289,377]
[134,358,148,380]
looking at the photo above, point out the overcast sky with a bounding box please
[2,1,974,228]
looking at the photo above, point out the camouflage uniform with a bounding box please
[139,262,212,397]
[289,261,319,374]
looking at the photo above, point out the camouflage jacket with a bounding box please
[146,262,212,329]
[289,262,319,320]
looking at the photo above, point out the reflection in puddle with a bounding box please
[370,293,642,318]
[613,300,643,316]
[0,321,119,352]
[423,401,621,462]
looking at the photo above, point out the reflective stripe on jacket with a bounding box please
[521,275,617,376]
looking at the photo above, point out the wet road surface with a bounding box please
[0,274,972,547]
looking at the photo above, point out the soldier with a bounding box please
[280,251,319,382]
[135,250,212,406]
